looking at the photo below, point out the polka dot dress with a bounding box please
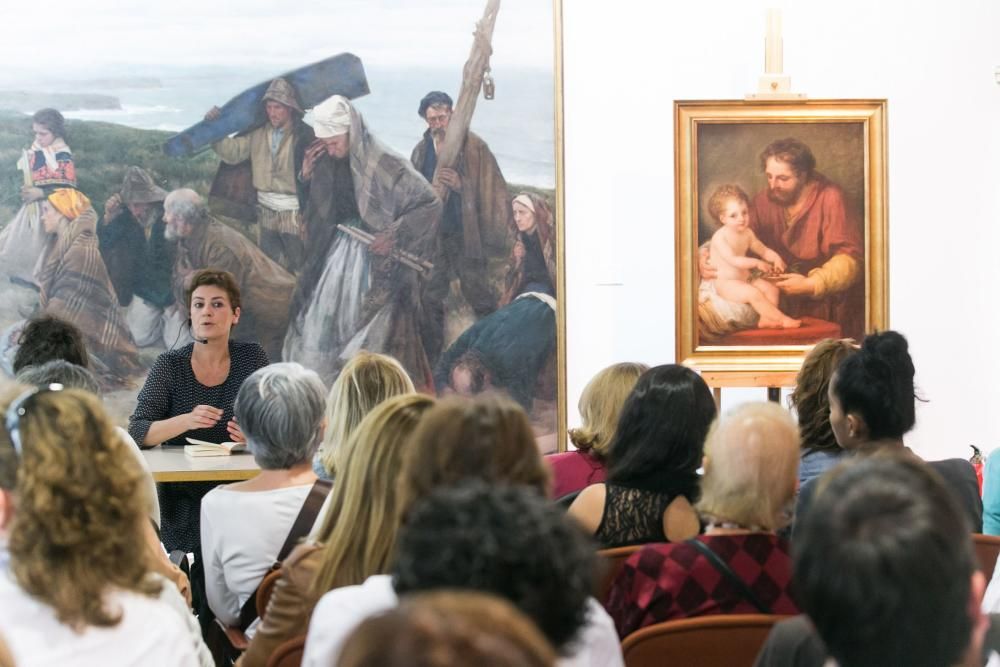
[129,340,268,553]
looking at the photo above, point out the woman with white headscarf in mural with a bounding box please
[284,95,441,388]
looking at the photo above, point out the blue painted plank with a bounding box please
[163,53,369,157]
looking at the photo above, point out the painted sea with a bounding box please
[0,63,556,189]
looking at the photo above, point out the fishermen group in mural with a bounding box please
[0,77,557,424]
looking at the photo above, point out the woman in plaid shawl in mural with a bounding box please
[35,188,140,385]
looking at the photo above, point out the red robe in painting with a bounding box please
[751,174,865,339]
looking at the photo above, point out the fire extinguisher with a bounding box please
[970,445,984,496]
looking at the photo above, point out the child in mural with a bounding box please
[704,184,800,329]
[0,109,77,286]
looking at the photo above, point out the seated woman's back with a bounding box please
[0,384,199,666]
[547,362,647,499]
[199,364,327,630]
[571,483,700,546]
[0,576,197,666]
[568,365,716,548]
[606,403,803,638]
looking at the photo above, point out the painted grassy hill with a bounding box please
[0,112,217,224]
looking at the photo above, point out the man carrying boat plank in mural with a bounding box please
[205,78,314,272]
[411,90,511,366]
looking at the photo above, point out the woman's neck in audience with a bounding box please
[858,437,905,454]
[231,462,316,491]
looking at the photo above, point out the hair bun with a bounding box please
[862,331,914,381]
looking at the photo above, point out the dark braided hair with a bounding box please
[831,330,919,440]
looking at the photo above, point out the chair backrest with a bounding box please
[621,614,789,667]
[256,568,283,619]
[973,533,1000,581]
[595,545,642,603]
[266,635,306,667]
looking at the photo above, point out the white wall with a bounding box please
[562,0,1000,460]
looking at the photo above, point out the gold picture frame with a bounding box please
[674,99,888,376]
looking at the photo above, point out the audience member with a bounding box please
[200,363,329,635]
[546,362,648,499]
[338,591,557,667]
[399,393,551,505]
[984,448,1000,536]
[0,384,204,665]
[303,483,623,667]
[568,364,716,547]
[239,394,434,667]
[9,359,194,611]
[607,402,801,637]
[15,359,161,529]
[12,313,89,375]
[789,338,856,485]
[788,453,987,667]
[796,330,982,532]
[314,351,414,480]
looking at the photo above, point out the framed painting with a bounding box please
[674,99,888,375]
[0,0,565,450]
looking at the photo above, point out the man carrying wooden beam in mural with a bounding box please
[284,95,441,388]
[204,78,314,272]
[411,91,511,366]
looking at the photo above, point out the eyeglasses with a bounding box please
[5,383,64,458]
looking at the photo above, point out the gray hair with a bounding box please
[164,188,209,226]
[16,360,100,394]
[235,362,326,470]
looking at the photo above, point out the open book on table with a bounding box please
[184,437,247,457]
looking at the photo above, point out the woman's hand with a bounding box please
[512,239,526,261]
[226,418,246,444]
[21,186,44,203]
[185,405,223,431]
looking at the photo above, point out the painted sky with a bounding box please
[0,0,554,80]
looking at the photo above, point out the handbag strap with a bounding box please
[237,479,332,631]
[686,538,772,614]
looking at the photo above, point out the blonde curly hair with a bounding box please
[4,386,159,630]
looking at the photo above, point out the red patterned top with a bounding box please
[30,148,76,189]
[605,533,799,638]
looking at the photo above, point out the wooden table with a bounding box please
[143,446,260,482]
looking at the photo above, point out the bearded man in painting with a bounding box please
[748,138,864,339]
[410,91,512,366]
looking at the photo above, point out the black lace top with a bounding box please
[594,484,679,548]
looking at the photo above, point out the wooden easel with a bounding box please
[700,370,799,409]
